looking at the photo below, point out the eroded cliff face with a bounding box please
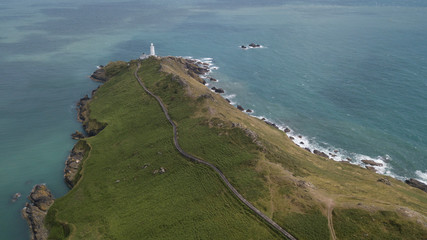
[22,184,54,240]
[64,141,90,188]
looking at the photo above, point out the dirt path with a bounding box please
[134,63,297,240]
[326,199,337,240]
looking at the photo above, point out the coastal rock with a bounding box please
[225,98,231,103]
[405,178,427,193]
[362,159,383,167]
[289,136,295,140]
[304,148,311,152]
[313,150,329,159]
[284,128,291,133]
[237,105,245,111]
[76,92,107,136]
[365,166,376,171]
[91,86,100,97]
[71,130,85,140]
[77,95,90,122]
[246,109,253,113]
[64,141,89,188]
[264,121,278,129]
[210,87,224,93]
[22,184,54,240]
[209,77,218,82]
[184,60,209,75]
[90,68,107,82]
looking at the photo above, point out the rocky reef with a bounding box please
[22,184,54,240]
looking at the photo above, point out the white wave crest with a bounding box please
[415,170,427,184]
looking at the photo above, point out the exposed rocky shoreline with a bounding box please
[188,56,427,194]
[22,67,107,239]
[22,185,54,240]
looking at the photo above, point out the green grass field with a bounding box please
[46,57,427,239]
[46,59,283,239]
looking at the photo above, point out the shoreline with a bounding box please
[185,56,427,191]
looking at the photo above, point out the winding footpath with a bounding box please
[134,63,296,240]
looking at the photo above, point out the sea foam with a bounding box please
[415,170,427,184]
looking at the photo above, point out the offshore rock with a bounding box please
[249,43,261,48]
[22,184,54,240]
[405,178,427,193]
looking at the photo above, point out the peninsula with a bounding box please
[28,56,426,239]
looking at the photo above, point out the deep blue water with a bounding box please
[1,0,426,239]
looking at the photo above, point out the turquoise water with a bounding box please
[1,1,427,239]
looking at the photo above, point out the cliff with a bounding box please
[22,185,54,240]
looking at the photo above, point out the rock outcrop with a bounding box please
[362,159,383,167]
[313,150,329,159]
[77,95,90,123]
[71,130,84,140]
[211,87,224,93]
[405,178,427,193]
[76,94,107,137]
[64,141,89,188]
[90,68,107,82]
[184,59,209,75]
[22,184,54,240]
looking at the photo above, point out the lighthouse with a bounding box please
[150,43,156,56]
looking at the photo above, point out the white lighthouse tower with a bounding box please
[150,43,156,56]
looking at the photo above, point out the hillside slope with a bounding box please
[47,57,426,240]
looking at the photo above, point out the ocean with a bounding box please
[1,0,426,238]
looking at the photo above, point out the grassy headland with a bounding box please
[46,57,426,239]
